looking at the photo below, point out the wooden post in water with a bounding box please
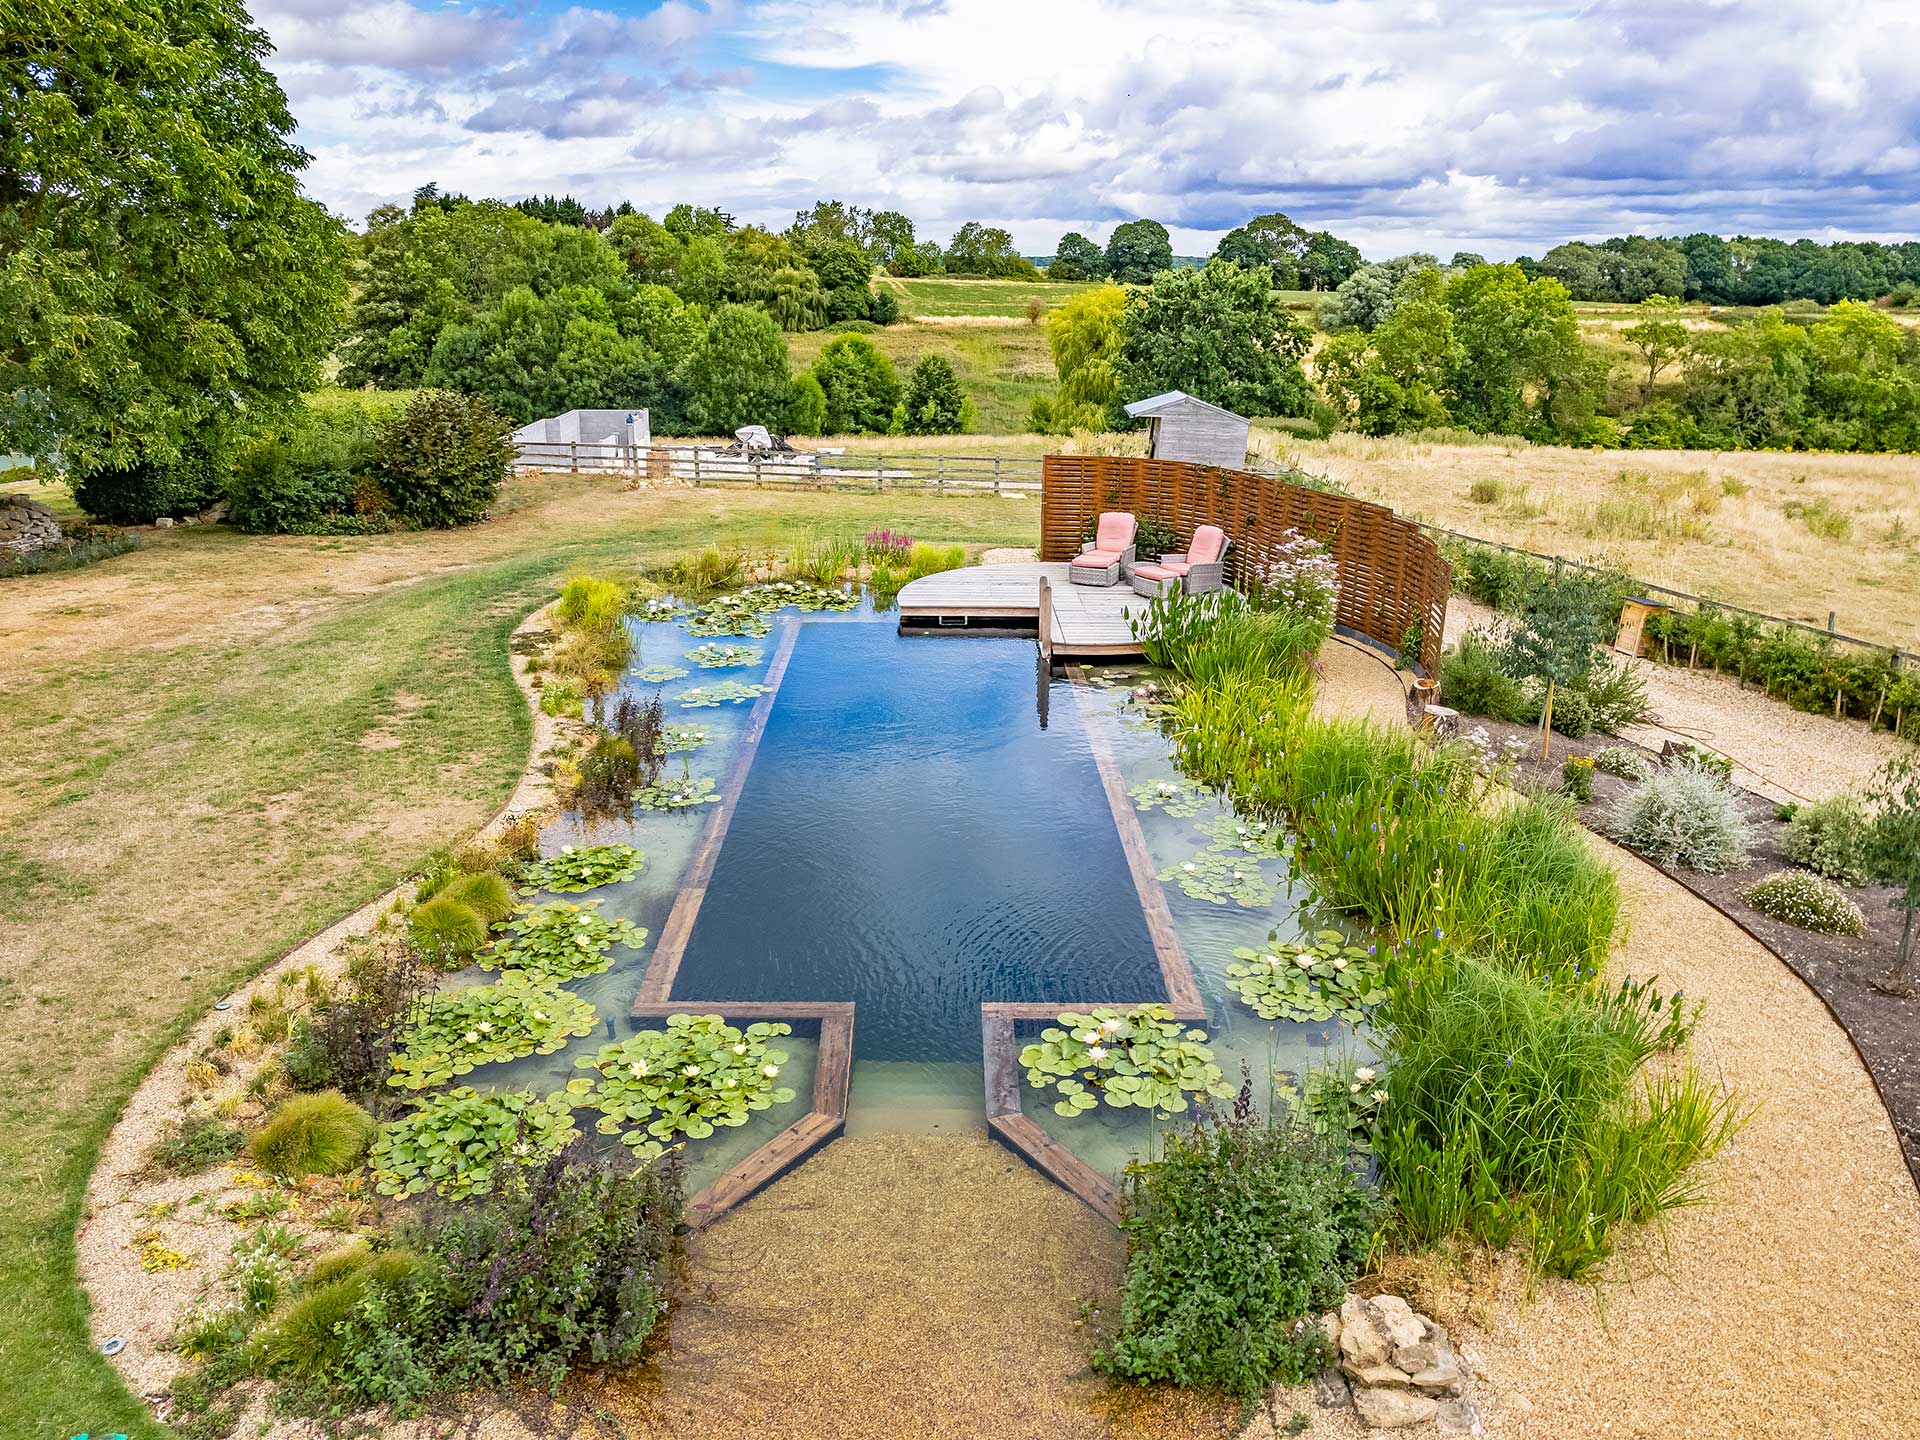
[1037,574,1054,664]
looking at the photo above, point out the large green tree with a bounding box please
[1032,283,1126,432]
[809,334,900,433]
[1048,232,1106,281]
[1116,261,1312,417]
[2,0,348,490]
[1105,219,1173,284]
[685,304,790,434]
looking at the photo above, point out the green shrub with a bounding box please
[228,390,414,533]
[1591,744,1653,780]
[69,436,227,523]
[404,1141,682,1393]
[903,541,965,580]
[248,1091,376,1177]
[1094,1093,1378,1398]
[1606,759,1751,871]
[555,573,628,632]
[439,872,514,927]
[1561,754,1595,802]
[373,390,514,529]
[1379,958,1739,1277]
[1575,662,1652,732]
[1544,682,1596,738]
[1742,869,1866,936]
[1783,793,1875,886]
[1440,631,1530,722]
[409,896,488,967]
[153,1113,245,1174]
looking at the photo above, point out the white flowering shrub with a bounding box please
[1743,869,1866,937]
[1248,527,1338,629]
[1606,758,1752,872]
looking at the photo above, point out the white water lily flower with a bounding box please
[1087,1044,1108,1062]
[762,1064,780,1078]
[1349,1082,1363,1094]
[1263,955,1280,968]
[1182,862,1196,873]
[1354,1066,1376,1082]
[683,1065,701,1077]
[732,1043,748,1055]
[534,1011,548,1021]
[1372,1090,1389,1104]
[722,1077,737,1088]
[1332,956,1348,971]
[1295,956,1314,969]
[629,1062,645,1077]
[477,1021,493,1032]
[1099,1017,1124,1036]
[464,1030,481,1043]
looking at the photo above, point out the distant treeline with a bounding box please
[1518,234,1920,307]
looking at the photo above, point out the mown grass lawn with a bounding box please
[0,480,1038,1440]
[787,319,1056,434]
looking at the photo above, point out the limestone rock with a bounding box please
[154,516,175,528]
[1410,1351,1464,1394]
[1435,1395,1483,1435]
[1347,1362,1412,1389]
[1353,1385,1439,1429]
[1338,1295,1391,1370]
[1312,1367,1353,1409]
[1370,1294,1427,1351]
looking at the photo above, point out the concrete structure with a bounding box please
[1122,391,1250,469]
[511,408,649,471]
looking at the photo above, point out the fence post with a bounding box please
[1828,611,1837,635]
[994,456,1002,495]
[937,454,946,496]
[692,449,702,487]
[569,441,578,474]
[753,456,762,489]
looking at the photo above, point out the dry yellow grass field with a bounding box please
[1259,431,1920,651]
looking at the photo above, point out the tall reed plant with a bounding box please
[1131,589,1328,688]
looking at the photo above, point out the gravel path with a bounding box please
[1444,595,1905,803]
[1466,840,1920,1440]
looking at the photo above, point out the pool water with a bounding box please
[479,594,1372,1192]
[673,623,1165,1061]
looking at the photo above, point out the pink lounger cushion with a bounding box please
[1131,563,1179,580]
[1094,512,1136,551]
[1072,550,1123,568]
[1187,524,1227,564]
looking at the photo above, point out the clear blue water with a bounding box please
[671,623,1166,1061]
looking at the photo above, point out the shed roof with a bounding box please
[1122,390,1248,422]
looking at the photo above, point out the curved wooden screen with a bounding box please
[1041,455,1450,674]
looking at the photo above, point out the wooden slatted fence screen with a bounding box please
[1040,455,1450,673]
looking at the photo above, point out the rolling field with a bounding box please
[787,319,1055,433]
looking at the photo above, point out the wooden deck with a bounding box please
[896,562,1151,657]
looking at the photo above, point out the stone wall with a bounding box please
[0,496,63,556]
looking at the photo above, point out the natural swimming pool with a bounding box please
[492,591,1368,1194]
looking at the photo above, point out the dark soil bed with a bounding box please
[1447,711,1920,1193]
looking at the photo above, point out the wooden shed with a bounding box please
[1122,391,1250,470]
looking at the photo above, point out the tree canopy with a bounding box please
[2,0,348,482]
[1116,262,1312,418]
[1105,220,1173,284]
[1048,232,1107,281]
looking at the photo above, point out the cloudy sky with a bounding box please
[257,0,1920,259]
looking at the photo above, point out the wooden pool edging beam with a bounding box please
[981,999,1206,1227]
[628,1000,856,1227]
[637,619,801,1004]
[1064,668,1205,1015]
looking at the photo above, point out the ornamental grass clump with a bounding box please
[438,872,514,926]
[1606,757,1752,872]
[409,896,488,968]
[249,1091,376,1177]
[1094,1079,1379,1400]
[1376,957,1741,1279]
[1130,588,1325,688]
[1742,869,1867,937]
